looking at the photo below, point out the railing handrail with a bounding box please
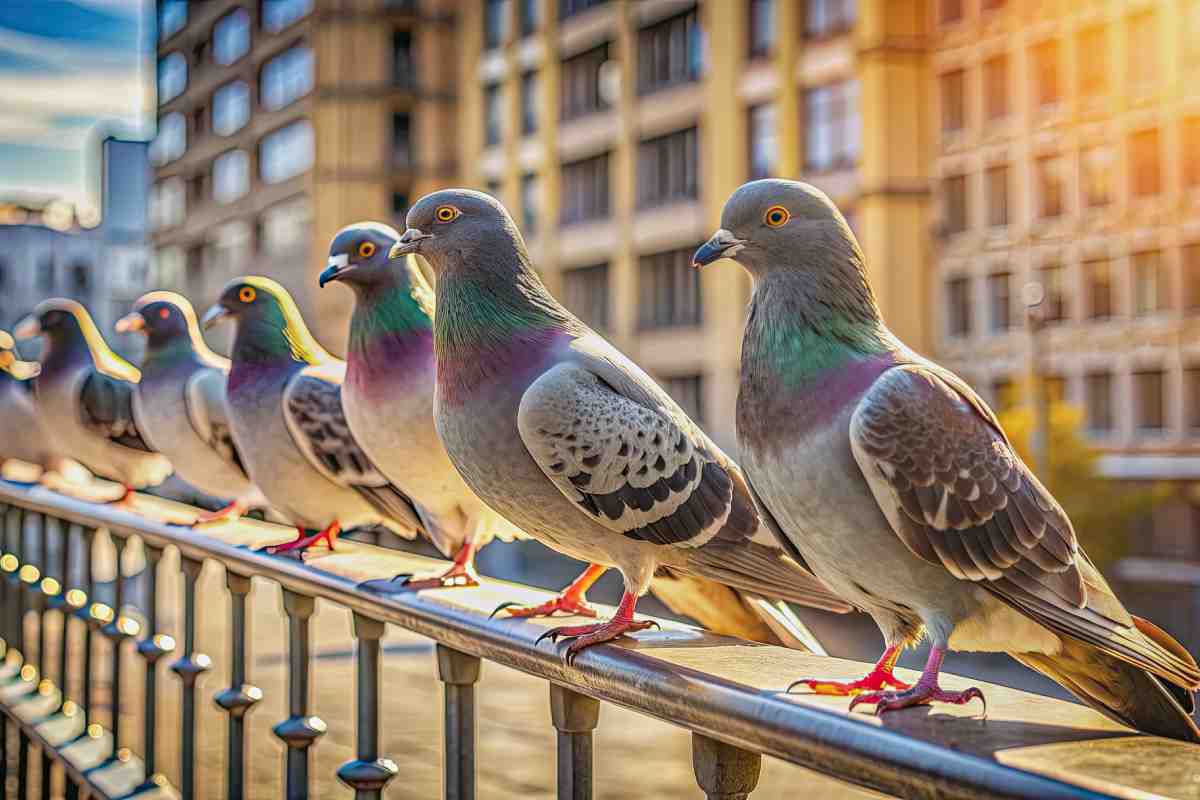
[0,480,1195,800]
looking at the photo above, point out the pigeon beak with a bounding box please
[115,312,145,334]
[0,350,12,370]
[200,305,230,331]
[319,253,351,288]
[388,228,432,259]
[12,315,40,341]
[692,230,747,268]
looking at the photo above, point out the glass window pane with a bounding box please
[212,150,250,204]
[212,81,250,136]
[259,121,314,183]
[150,112,187,166]
[261,46,314,111]
[214,8,251,65]
[158,52,187,103]
[263,0,313,32]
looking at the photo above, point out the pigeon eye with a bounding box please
[435,205,460,223]
[159,308,170,320]
[764,206,790,228]
[358,241,376,258]
[238,286,257,303]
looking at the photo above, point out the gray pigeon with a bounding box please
[389,189,851,661]
[319,223,526,589]
[694,178,1200,741]
[201,276,426,554]
[0,329,57,473]
[116,292,267,523]
[15,299,172,497]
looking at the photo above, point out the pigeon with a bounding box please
[319,223,527,589]
[14,299,172,498]
[115,292,268,524]
[694,178,1200,741]
[201,276,426,554]
[0,329,56,474]
[388,189,851,661]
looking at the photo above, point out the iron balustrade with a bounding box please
[0,480,1196,799]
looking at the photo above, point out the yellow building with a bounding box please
[150,0,457,347]
[453,0,932,449]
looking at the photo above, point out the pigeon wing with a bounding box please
[184,367,249,479]
[79,370,156,452]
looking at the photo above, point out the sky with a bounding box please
[0,0,152,209]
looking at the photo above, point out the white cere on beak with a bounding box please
[327,253,349,270]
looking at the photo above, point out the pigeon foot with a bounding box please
[359,541,481,593]
[490,563,605,619]
[264,522,340,556]
[535,590,658,665]
[847,646,985,716]
[787,644,910,696]
[193,500,246,525]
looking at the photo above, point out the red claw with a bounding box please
[845,646,986,716]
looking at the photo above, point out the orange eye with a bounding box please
[238,286,256,303]
[435,205,460,223]
[358,241,376,258]
[159,308,170,319]
[764,205,790,227]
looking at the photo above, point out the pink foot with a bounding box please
[535,590,659,665]
[264,522,340,555]
[193,500,245,525]
[491,564,606,619]
[788,644,910,696]
[846,646,985,716]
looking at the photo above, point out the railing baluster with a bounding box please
[337,613,397,800]
[549,684,599,800]
[0,504,9,793]
[17,509,40,800]
[169,556,211,800]
[98,532,133,767]
[691,733,762,800]
[134,543,172,793]
[74,527,100,744]
[274,589,325,800]
[213,571,261,800]
[58,524,85,800]
[436,644,480,800]
[37,515,58,800]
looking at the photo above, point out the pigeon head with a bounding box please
[203,276,296,332]
[693,179,862,280]
[16,298,95,348]
[388,188,527,277]
[320,222,418,292]
[117,291,198,347]
[0,330,38,380]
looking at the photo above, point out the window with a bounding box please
[520,0,541,36]
[1081,145,1113,207]
[1187,367,1200,430]
[393,31,414,86]
[158,52,187,103]
[637,127,699,208]
[987,271,1011,332]
[946,276,971,337]
[561,153,610,224]
[941,69,965,133]
[485,0,509,49]
[150,178,185,230]
[212,81,250,136]
[983,55,1007,121]
[261,197,311,255]
[639,247,703,329]
[260,46,314,110]
[804,79,860,171]
[943,173,967,234]
[1085,372,1113,433]
[748,103,777,180]
[1133,250,1168,315]
[1044,374,1067,405]
[663,375,704,424]
[1186,244,1200,311]
[153,247,184,288]
[562,263,609,330]
[1040,264,1066,323]
[637,10,702,94]
[521,72,539,135]
[69,262,90,293]
[207,220,252,277]
[1185,118,1200,187]
[940,0,962,24]
[521,173,540,234]
[805,0,855,37]
[262,0,312,32]
[1077,26,1106,98]
[391,192,409,223]
[214,8,250,65]
[150,112,186,166]
[36,256,54,293]
[392,113,413,167]
[560,0,606,19]
[484,84,504,145]
[985,165,1008,227]
[1036,155,1065,219]
[1085,259,1113,319]
[1130,128,1161,197]
[1031,40,1059,109]
[1135,369,1166,431]
[561,45,608,120]
[748,0,774,59]
[159,0,187,40]
[212,150,250,204]
[259,120,314,183]
[1128,12,1157,89]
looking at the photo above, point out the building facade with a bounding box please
[454,0,932,450]
[151,0,458,349]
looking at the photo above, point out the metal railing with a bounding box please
[0,480,1193,800]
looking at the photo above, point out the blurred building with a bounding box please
[150,0,458,348]
[453,0,932,450]
[0,137,151,353]
[930,0,1200,560]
